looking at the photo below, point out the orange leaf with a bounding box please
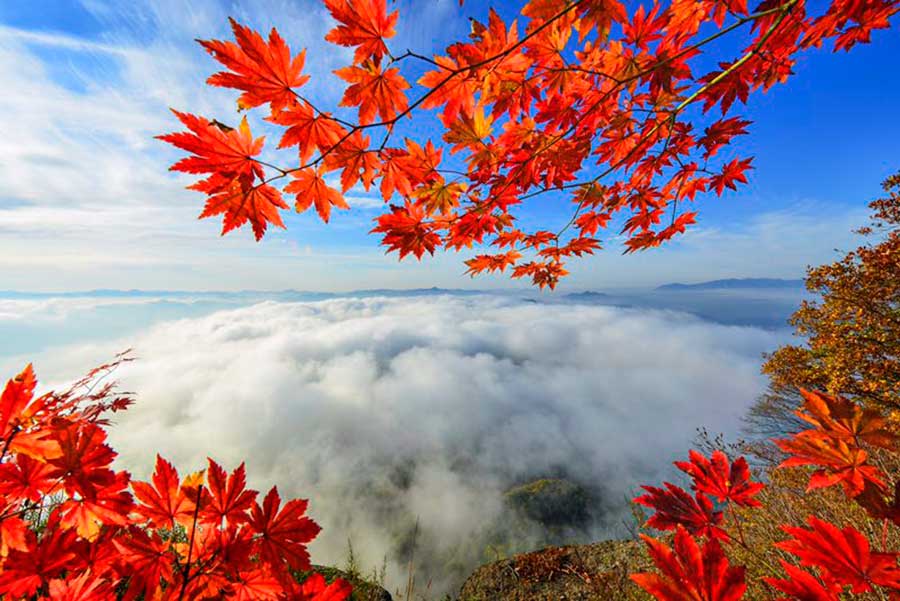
[199,18,309,111]
[200,180,288,241]
[371,202,441,260]
[285,167,349,223]
[412,178,468,216]
[268,102,348,163]
[324,131,379,193]
[775,432,885,497]
[443,107,494,154]
[158,111,264,182]
[47,571,116,601]
[795,389,896,449]
[464,251,521,276]
[418,56,478,126]
[0,365,59,461]
[324,0,398,65]
[335,61,410,125]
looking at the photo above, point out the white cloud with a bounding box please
[12,295,782,595]
[0,0,435,291]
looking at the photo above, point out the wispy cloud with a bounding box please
[0,0,405,290]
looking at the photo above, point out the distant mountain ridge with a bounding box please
[564,291,609,300]
[656,278,804,291]
[0,280,806,300]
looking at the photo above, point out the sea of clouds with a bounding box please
[0,294,787,594]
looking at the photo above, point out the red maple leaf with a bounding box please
[0,522,78,598]
[634,483,727,541]
[464,250,522,276]
[300,573,353,601]
[377,148,415,200]
[777,517,900,594]
[510,260,570,290]
[675,450,764,507]
[622,4,666,50]
[0,453,59,503]
[710,157,753,195]
[57,470,132,540]
[159,112,289,240]
[376,139,442,201]
[249,487,321,572]
[201,459,258,527]
[631,525,747,601]
[200,18,310,111]
[47,571,116,601]
[574,211,612,237]
[0,516,29,557]
[131,454,196,529]
[112,527,175,601]
[232,569,284,600]
[418,56,478,126]
[775,431,886,497]
[47,422,117,498]
[764,560,841,601]
[698,117,751,159]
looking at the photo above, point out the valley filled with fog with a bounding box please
[0,286,804,593]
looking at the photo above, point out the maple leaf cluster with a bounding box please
[159,0,898,288]
[0,361,351,601]
[634,449,763,544]
[631,388,900,600]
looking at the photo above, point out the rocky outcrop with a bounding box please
[503,478,592,527]
[457,539,651,601]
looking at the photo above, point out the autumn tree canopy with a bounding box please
[160,0,898,288]
[763,170,900,413]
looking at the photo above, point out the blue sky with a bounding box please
[0,0,897,292]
